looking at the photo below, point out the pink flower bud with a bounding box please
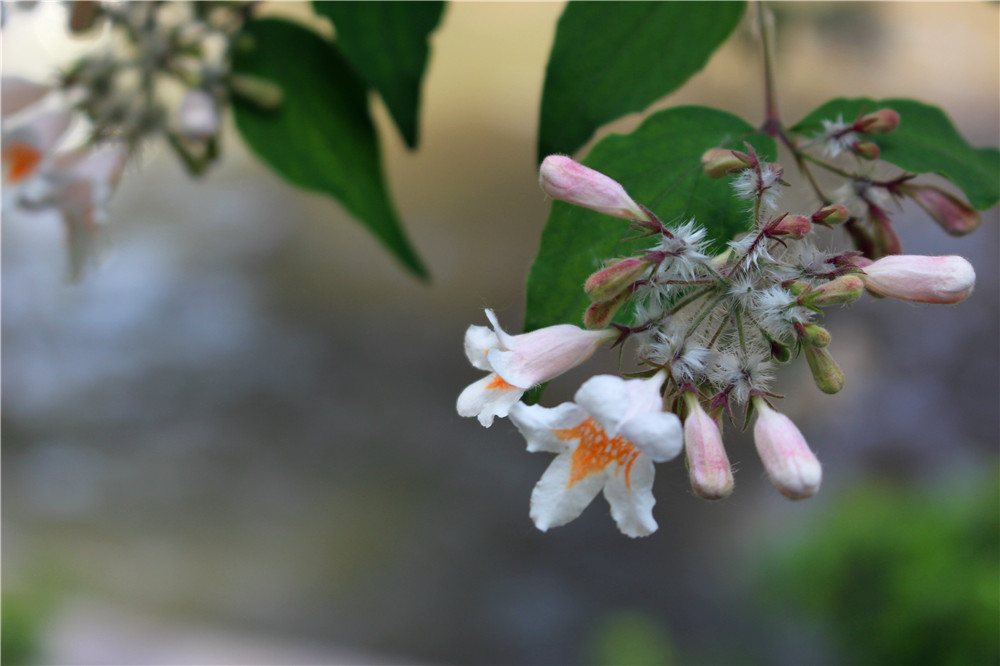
[584,257,652,303]
[539,155,650,221]
[811,204,850,226]
[752,399,821,500]
[767,214,811,240]
[583,290,629,330]
[700,148,751,178]
[682,394,733,500]
[803,343,844,394]
[862,255,975,304]
[897,183,980,236]
[857,108,900,134]
[178,89,220,140]
[851,140,880,160]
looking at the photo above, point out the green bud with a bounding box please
[583,290,629,329]
[803,275,865,308]
[584,257,651,304]
[230,74,284,111]
[803,344,844,394]
[801,324,831,348]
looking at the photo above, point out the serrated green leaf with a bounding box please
[232,18,428,279]
[313,1,445,149]
[525,106,775,333]
[791,97,1000,210]
[537,1,745,162]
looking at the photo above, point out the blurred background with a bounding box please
[3,2,998,664]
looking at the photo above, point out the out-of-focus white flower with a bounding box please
[752,398,821,500]
[509,372,683,537]
[862,255,975,304]
[457,309,615,427]
[2,110,72,185]
[1,76,50,118]
[177,88,220,140]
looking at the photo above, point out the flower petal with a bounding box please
[573,374,631,434]
[602,455,657,537]
[618,411,683,463]
[456,373,524,427]
[529,451,604,532]
[464,324,499,371]
[509,402,588,453]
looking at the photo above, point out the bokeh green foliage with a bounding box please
[758,473,1000,665]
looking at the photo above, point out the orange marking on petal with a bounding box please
[3,142,42,183]
[555,417,639,489]
[485,374,516,390]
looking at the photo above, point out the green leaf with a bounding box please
[313,1,444,149]
[232,18,428,279]
[525,106,775,332]
[537,1,746,162]
[791,98,1000,210]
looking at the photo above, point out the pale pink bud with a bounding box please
[683,394,733,500]
[857,108,900,134]
[767,214,811,240]
[752,399,821,500]
[897,183,980,236]
[539,155,649,221]
[851,140,880,160]
[862,255,975,304]
[584,257,652,303]
[700,148,751,178]
[178,89,220,140]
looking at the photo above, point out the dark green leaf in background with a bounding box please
[232,18,428,279]
[525,106,775,333]
[792,98,1000,210]
[537,1,746,162]
[314,1,445,149]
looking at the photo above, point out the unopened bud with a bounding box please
[857,108,900,134]
[812,204,850,226]
[803,343,844,394]
[752,398,822,500]
[769,337,791,363]
[897,183,980,236]
[178,89,219,140]
[870,206,901,257]
[584,257,652,303]
[584,290,629,329]
[862,254,975,304]
[767,214,811,240]
[803,275,865,308]
[539,155,650,221]
[230,74,284,111]
[851,140,880,160]
[682,393,733,500]
[800,324,831,348]
[700,148,751,178]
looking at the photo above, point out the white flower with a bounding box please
[1,76,50,118]
[508,372,683,537]
[2,110,72,185]
[457,309,615,427]
[818,114,857,158]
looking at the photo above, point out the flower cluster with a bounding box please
[457,124,978,536]
[2,1,266,278]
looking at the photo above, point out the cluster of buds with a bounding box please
[798,107,981,258]
[457,147,976,537]
[2,1,271,277]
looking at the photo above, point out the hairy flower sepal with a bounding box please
[508,372,683,537]
[752,398,822,500]
[457,309,615,427]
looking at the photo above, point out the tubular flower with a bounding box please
[897,183,980,236]
[457,309,615,427]
[2,110,72,185]
[539,155,650,221]
[509,372,683,537]
[862,255,975,304]
[752,398,821,500]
